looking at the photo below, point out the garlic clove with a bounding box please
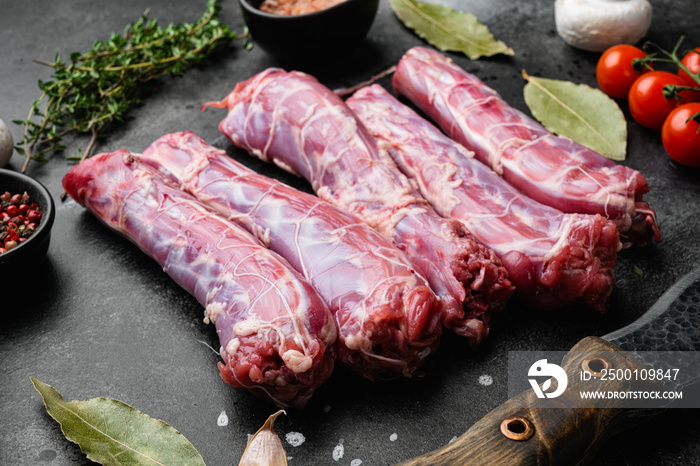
[238,410,288,466]
[0,119,14,168]
[555,0,653,52]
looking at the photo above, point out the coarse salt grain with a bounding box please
[286,431,306,447]
[332,439,344,461]
[478,374,493,386]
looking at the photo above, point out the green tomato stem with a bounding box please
[644,37,700,88]
[663,84,700,100]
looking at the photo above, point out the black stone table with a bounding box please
[1,1,699,464]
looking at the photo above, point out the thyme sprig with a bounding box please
[14,0,244,173]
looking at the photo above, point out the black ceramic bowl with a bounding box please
[0,169,55,276]
[239,0,379,62]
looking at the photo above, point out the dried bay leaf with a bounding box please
[31,377,205,466]
[522,71,627,161]
[390,0,514,59]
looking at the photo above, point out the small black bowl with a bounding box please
[239,0,379,62]
[0,169,55,276]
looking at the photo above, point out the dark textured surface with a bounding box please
[1,1,699,465]
[608,267,700,353]
[606,267,700,400]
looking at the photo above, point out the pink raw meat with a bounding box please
[392,46,660,248]
[203,68,515,348]
[63,150,337,408]
[347,85,621,312]
[139,131,442,379]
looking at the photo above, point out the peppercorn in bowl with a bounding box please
[0,169,55,275]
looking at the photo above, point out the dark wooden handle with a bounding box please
[397,337,664,465]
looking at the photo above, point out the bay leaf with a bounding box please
[390,0,514,59]
[522,71,627,161]
[31,377,205,466]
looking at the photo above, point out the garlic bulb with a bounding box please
[555,0,653,52]
[0,119,13,168]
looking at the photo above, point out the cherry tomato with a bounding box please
[661,103,700,167]
[628,71,695,130]
[678,47,700,101]
[596,45,651,99]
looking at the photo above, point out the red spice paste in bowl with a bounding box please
[259,0,348,15]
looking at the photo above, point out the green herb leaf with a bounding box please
[390,0,514,59]
[15,0,243,174]
[31,377,205,466]
[522,71,627,161]
[633,265,644,278]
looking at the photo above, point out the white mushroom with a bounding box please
[0,119,14,168]
[555,0,653,52]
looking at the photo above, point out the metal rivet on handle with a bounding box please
[582,356,612,377]
[500,416,535,441]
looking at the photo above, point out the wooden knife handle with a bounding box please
[396,336,663,466]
